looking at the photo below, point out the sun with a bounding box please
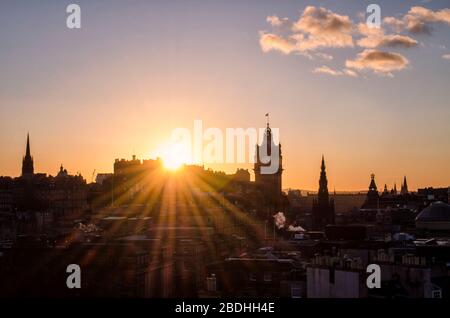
[157,141,192,171]
[163,154,185,171]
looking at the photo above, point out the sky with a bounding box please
[0,0,449,191]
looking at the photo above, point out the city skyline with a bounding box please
[3,131,445,193]
[1,1,450,302]
[1,0,450,190]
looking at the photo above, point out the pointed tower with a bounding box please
[400,176,409,195]
[369,173,377,192]
[318,155,329,201]
[363,173,379,208]
[22,133,34,177]
[254,115,283,215]
[383,184,389,195]
[312,155,335,229]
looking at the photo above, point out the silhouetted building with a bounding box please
[361,174,429,210]
[0,243,154,297]
[416,201,450,231]
[307,254,366,298]
[112,156,163,205]
[213,256,303,297]
[401,176,409,195]
[56,165,68,177]
[383,184,389,195]
[417,187,450,204]
[229,168,250,183]
[363,173,379,209]
[21,133,34,177]
[0,177,13,212]
[312,156,335,229]
[2,135,88,236]
[95,173,113,185]
[254,120,283,215]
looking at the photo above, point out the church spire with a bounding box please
[26,133,31,157]
[312,155,334,229]
[318,155,329,199]
[401,176,409,195]
[22,133,34,177]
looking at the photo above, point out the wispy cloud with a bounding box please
[259,32,297,54]
[357,23,418,48]
[346,49,409,75]
[259,6,354,55]
[260,5,449,78]
[266,15,293,32]
[313,65,358,77]
[384,6,450,34]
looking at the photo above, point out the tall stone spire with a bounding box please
[22,133,34,177]
[312,155,335,229]
[401,176,409,195]
[318,155,329,200]
[26,133,31,157]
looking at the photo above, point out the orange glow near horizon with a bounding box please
[1,2,450,191]
[156,141,192,171]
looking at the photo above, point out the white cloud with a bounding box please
[293,6,354,51]
[259,6,354,55]
[260,5,450,79]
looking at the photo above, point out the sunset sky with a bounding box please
[1,0,449,191]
